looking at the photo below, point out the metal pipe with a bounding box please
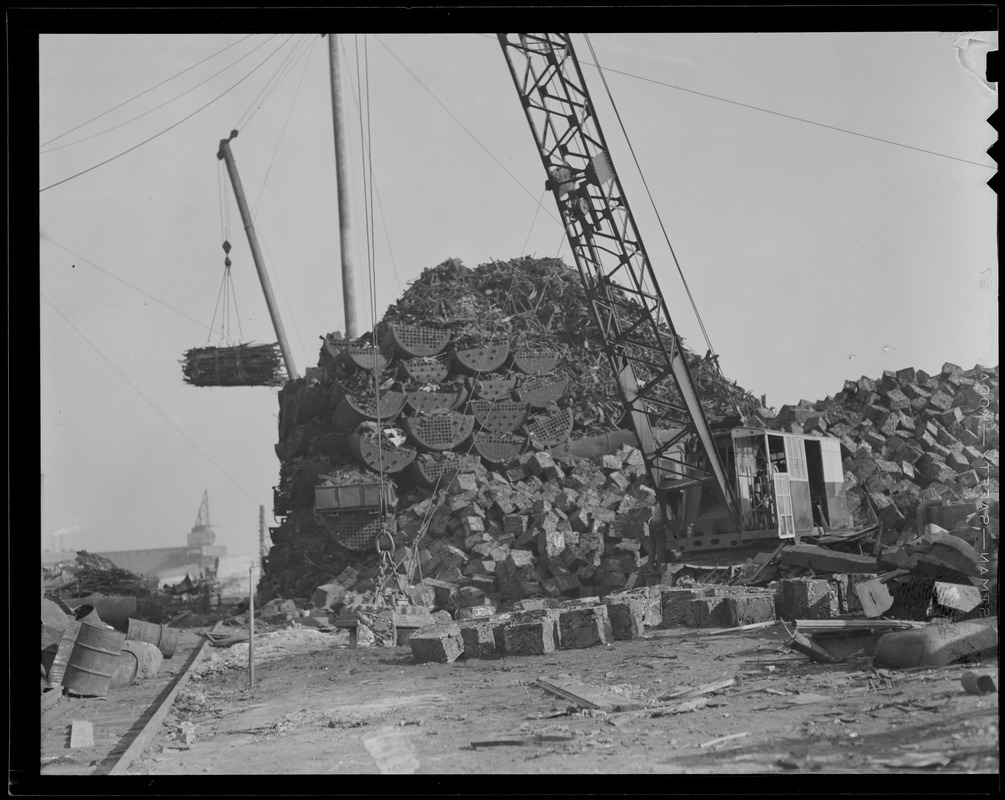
[216,134,300,380]
[327,34,359,339]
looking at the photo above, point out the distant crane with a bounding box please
[187,491,216,549]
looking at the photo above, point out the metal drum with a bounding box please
[126,618,179,659]
[62,622,126,697]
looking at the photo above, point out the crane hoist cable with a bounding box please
[206,166,245,346]
[582,34,744,422]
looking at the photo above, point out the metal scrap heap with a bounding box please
[261,256,761,602]
[181,343,285,387]
[766,362,999,535]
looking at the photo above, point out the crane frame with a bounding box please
[498,33,743,554]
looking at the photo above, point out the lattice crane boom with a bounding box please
[498,33,742,535]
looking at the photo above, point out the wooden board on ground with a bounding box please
[69,720,94,749]
[854,578,895,618]
[535,677,645,712]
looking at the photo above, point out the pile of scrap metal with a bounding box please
[43,550,157,598]
[181,342,284,387]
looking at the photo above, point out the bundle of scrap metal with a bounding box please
[181,343,284,387]
[43,551,155,597]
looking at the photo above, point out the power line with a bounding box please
[252,36,319,215]
[583,34,715,353]
[237,34,312,133]
[339,41,401,296]
[373,35,563,226]
[40,234,216,333]
[592,61,994,170]
[39,35,295,194]
[41,292,261,506]
[40,34,255,148]
[473,33,992,170]
[40,35,280,155]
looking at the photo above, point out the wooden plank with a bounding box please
[702,621,780,636]
[104,638,208,776]
[658,676,735,702]
[535,677,644,713]
[70,720,94,749]
[733,542,786,585]
[780,543,879,574]
[854,578,894,618]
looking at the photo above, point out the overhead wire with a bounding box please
[40,35,281,155]
[372,34,563,227]
[474,32,991,170]
[255,229,312,367]
[582,35,714,354]
[582,33,741,418]
[251,35,320,215]
[40,33,255,148]
[236,34,312,133]
[40,234,217,333]
[340,40,402,297]
[589,60,995,171]
[40,35,296,194]
[41,292,261,506]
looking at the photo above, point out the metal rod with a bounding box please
[248,564,255,687]
[327,34,359,339]
[216,135,300,380]
[259,505,266,566]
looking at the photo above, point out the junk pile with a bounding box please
[181,342,285,387]
[43,550,157,598]
[259,255,998,667]
[262,256,759,602]
[40,596,177,697]
[766,362,999,533]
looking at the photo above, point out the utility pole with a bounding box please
[217,132,300,381]
[327,34,359,339]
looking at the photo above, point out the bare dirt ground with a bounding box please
[112,624,998,776]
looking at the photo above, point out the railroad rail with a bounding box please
[40,637,208,776]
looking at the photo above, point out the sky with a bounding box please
[38,30,998,558]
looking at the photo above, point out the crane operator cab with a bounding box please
[667,428,852,562]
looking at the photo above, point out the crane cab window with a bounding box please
[784,437,808,480]
[767,434,787,473]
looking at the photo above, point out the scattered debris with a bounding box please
[658,676,735,703]
[961,671,998,695]
[873,616,998,668]
[471,732,576,748]
[535,677,644,713]
[700,732,750,749]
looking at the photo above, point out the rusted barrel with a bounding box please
[67,595,137,632]
[62,622,126,697]
[109,647,140,690]
[73,604,103,626]
[46,620,81,688]
[126,618,179,659]
[41,624,63,677]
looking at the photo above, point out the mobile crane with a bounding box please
[498,34,853,566]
